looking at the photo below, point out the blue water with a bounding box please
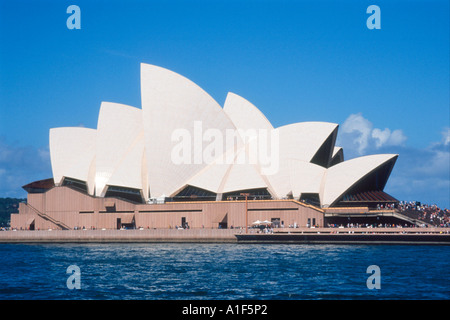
[0,243,449,300]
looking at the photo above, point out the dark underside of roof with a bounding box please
[333,156,398,208]
[22,178,55,193]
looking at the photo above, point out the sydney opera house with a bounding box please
[11,64,402,231]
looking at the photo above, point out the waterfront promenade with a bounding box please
[0,228,238,243]
[0,227,449,244]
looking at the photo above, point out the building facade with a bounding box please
[13,185,324,230]
[12,64,399,230]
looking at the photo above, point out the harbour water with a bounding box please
[0,243,449,300]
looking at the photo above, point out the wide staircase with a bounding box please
[389,210,432,226]
[26,203,70,230]
[398,209,439,227]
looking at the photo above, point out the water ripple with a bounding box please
[0,243,449,300]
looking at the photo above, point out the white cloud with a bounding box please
[371,128,390,148]
[389,129,407,146]
[442,127,450,146]
[372,128,407,148]
[338,113,407,156]
[340,113,373,155]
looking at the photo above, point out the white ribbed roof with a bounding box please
[276,122,338,163]
[322,154,398,207]
[140,63,240,198]
[223,92,273,134]
[49,127,96,195]
[184,151,234,194]
[289,160,326,200]
[48,63,398,207]
[95,102,146,198]
[332,146,343,158]
[264,122,337,198]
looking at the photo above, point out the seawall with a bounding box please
[0,229,239,243]
[236,233,450,245]
[1,227,449,244]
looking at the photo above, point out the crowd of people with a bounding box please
[398,201,450,227]
[326,222,414,228]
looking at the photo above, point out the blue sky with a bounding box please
[0,0,449,207]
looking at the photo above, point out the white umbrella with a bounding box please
[252,220,262,225]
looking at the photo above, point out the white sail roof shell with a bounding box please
[264,122,337,198]
[184,150,234,194]
[49,127,96,195]
[332,146,343,158]
[47,63,398,207]
[182,144,268,195]
[95,102,147,198]
[322,154,398,207]
[276,122,338,163]
[140,64,242,198]
[289,160,326,201]
[223,92,274,134]
[330,146,344,166]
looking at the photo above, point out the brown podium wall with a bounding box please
[11,186,324,230]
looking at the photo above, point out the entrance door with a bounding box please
[181,217,186,229]
[117,218,122,230]
[271,218,280,228]
[218,222,227,229]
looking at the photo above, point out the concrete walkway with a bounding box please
[0,228,239,243]
[1,227,449,243]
